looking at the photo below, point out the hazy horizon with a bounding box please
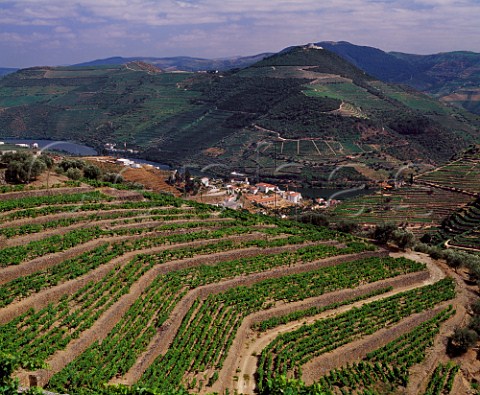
[2,0,480,68]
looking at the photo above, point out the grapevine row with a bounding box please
[47,248,390,393]
[257,279,455,391]
[138,256,427,392]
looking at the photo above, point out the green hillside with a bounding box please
[0,46,479,182]
[73,53,272,71]
[0,65,202,149]
[317,41,480,115]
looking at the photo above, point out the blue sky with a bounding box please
[1,0,480,68]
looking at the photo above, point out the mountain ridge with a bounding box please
[0,44,478,183]
[316,41,480,114]
[0,67,18,76]
[72,53,273,71]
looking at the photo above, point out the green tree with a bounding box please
[471,300,480,315]
[299,213,330,228]
[373,222,398,244]
[66,167,82,181]
[336,220,359,234]
[83,164,102,180]
[103,172,124,183]
[1,152,47,184]
[38,153,53,170]
[468,316,480,336]
[391,229,416,250]
[444,250,464,273]
[448,327,478,355]
[58,158,85,172]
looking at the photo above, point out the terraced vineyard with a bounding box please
[331,186,472,233]
[426,197,480,250]
[407,145,480,249]
[0,184,465,394]
[416,145,480,196]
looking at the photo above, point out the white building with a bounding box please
[284,191,303,204]
[116,158,137,167]
[256,182,276,194]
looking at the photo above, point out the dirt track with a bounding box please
[112,250,386,386]
[14,238,341,386]
[227,251,448,394]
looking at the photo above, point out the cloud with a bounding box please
[0,31,50,44]
[1,0,479,67]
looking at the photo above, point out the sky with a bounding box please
[1,0,480,68]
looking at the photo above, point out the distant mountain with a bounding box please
[0,68,18,77]
[316,41,416,83]
[316,41,480,114]
[1,44,478,183]
[74,53,272,71]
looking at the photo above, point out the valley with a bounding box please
[1,45,479,183]
[1,41,480,395]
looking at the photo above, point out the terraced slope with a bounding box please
[331,186,472,234]
[405,145,480,249]
[417,145,480,196]
[0,184,464,395]
[426,198,480,250]
[1,46,479,178]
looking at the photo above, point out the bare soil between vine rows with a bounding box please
[14,238,345,387]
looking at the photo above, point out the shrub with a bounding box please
[298,213,330,228]
[468,316,480,336]
[58,158,85,172]
[413,242,431,254]
[391,229,416,250]
[443,250,464,272]
[373,222,398,244]
[472,300,480,315]
[66,167,82,181]
[83,164,102,180]
[1,152,47,184]
[335,220,359,234]
[103,172,124,184]
[448,327,478,355]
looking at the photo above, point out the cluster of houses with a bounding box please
[251,183,303,204]
[115,158,142,168]
[0,141,40,155]
[200,175,304,210]
[198,174,344,212]
[104,143,139,155]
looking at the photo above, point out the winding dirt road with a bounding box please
[228,251,446,395]
[112,251,386,386]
